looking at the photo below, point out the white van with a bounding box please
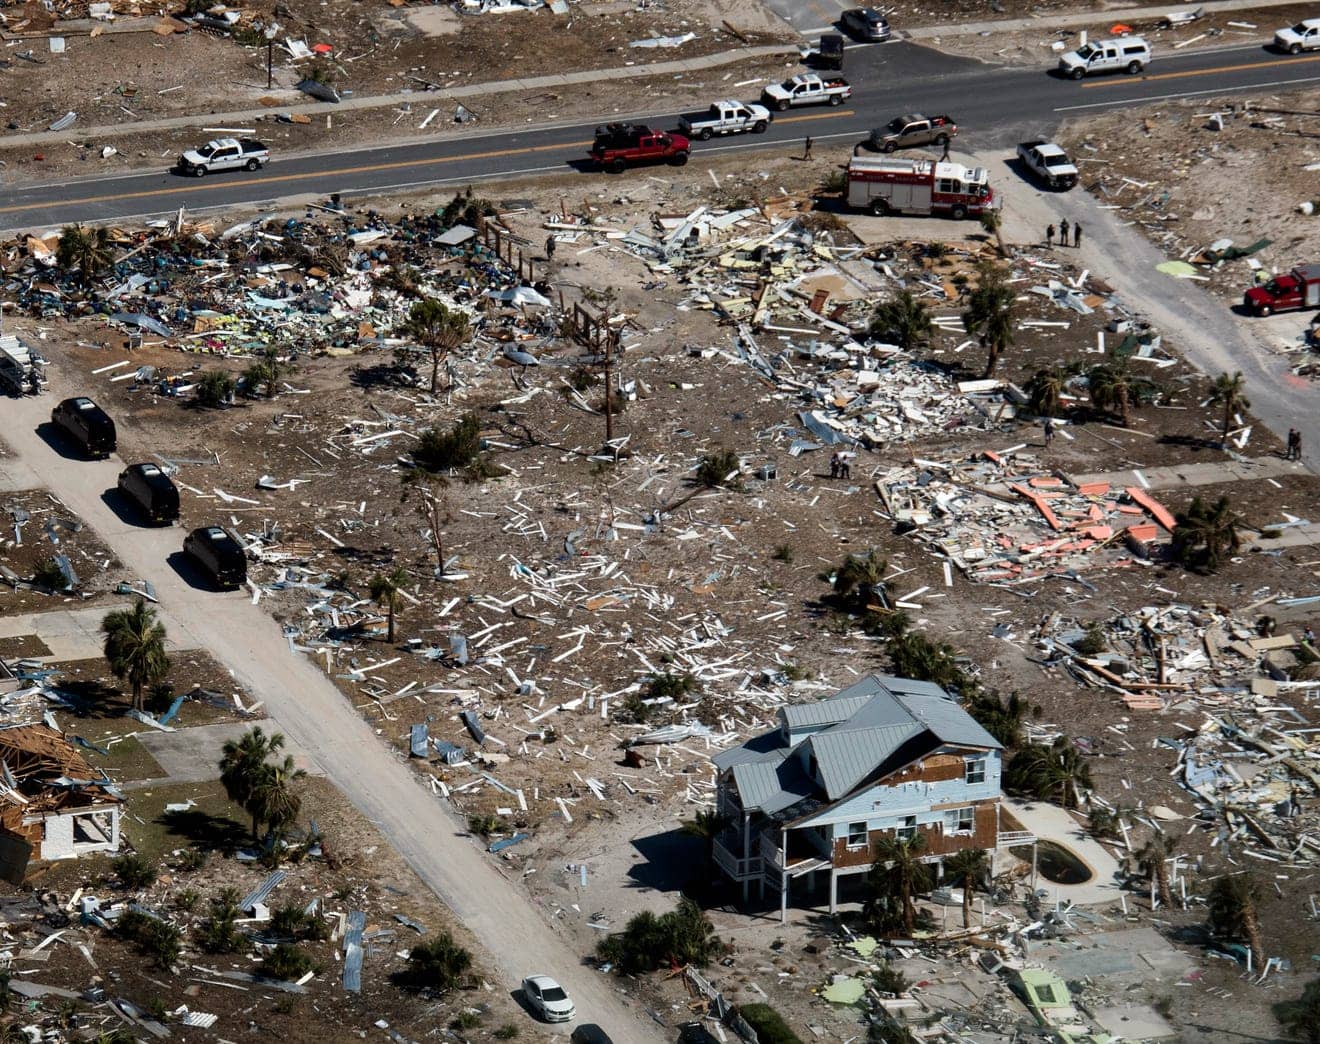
[1058,37,1151,79]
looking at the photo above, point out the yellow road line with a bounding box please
[1082,52,1320,87]
[0,109,857,215]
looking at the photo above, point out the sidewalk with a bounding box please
[1069,455,1303,490]
[0,0,1298,154]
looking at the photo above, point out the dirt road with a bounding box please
[978,145,1316,472]
[1,386,667,1044]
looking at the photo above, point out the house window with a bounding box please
[943,807,975,835]
[846,822,868,848]
[896,815,916,840]
[966,758,987,785]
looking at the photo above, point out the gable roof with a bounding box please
[718,674,1000,809]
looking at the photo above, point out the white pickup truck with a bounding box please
[176,138,271,177]
[761,74,851,111]
[1015,140,1079,190]
[678,100,772,140]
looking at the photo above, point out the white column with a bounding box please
[829,869,838,914]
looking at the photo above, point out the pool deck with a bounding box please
[999,799,1126,907]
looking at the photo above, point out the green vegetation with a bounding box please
[398,297,472,394]
[368,566,410,644]
[1207,872,1265,970]
[260,942,318,982]
[195,370,236,408]
[1208,370,1250,447]
[1004,737,1092,809]
[492,1026,520,1041]
[737,1003,804,1044]
[1172,495,1242,573]
[113,853,157,889]
[396,932,473,993]
[218,727,306,841]
[115,909,180,970]
[865,834,933,937]
[101,598,170,711]
[413,414,484,474]
[961,261,1016,378]
[869,290,932,351]
[242,346,286,400]
[31,558,69,592]
[56,224,113,287]
[695,448,742,489]
[597,897,721,974]
[197,888,247,954]
[1275,978,1320,1043]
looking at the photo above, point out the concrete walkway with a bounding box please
[0,604,197,662]
[999,799,1124,907]
[1069,455,1303,491]
[131,719,321,788]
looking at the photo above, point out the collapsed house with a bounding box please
[0,723,122,881]
[711,674,1020,920]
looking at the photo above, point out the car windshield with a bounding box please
[541,987,568,1002]
[887,117,906,131]
[862,10,882,21]
[1293,21,1309,32]
[1044,154,1070,166]
[1074,43,1096,59]
[197,144,216,157]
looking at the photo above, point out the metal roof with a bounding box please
[712,728,786,772]
[780,694,869,730]
[807,722,923,799]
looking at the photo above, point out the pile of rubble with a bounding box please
[873,450,1177,584]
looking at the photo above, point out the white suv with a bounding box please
[1058,37,1151,79]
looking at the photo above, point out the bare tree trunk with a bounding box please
[962,879,972,929]
[1243,902,1265,970]
[387,603,396,644]
[430,348,440,395]
[424,488,447,575]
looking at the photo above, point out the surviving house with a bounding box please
[0,723,122,882]
[712,674,1023,919]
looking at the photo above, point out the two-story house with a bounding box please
[711,674,1014,921]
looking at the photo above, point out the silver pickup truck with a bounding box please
[176,137,270,177]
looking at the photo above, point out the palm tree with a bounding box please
[56,224,113,287]
[1138,830,1174,909]
[1207,872,1265,971]
[1088,358,1159,428]
[219,727,286,838]
[869,291,932,351]
[1208,371,1250,447]
[961,262,1015,378]
[1004,737,1092,809]
[368,567,409,644]
[399,297,471,394]
[888,631,964,691]
[827,550,889,612]
[1172,495,1242,572]
[943,848,988,929]
[1025,366,1072,418]
[100,599,169,712]
[681,809,730,875]
[243,346,284,400]
[247,755,306,841]
[867,833,933,937]
[979,208,1007,258]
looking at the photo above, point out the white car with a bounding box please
[1276,18,1320,53]
[522,975,575,1022]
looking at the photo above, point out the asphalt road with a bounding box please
[3,41,1320,229]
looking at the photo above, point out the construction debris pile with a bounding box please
[873,451,1177,584]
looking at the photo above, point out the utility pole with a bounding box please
[602,328,615,447]
[265,26,277,90]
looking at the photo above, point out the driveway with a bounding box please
[1,388,665,1044]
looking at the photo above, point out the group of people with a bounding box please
[1287,427,1304,461]
[829,452,853,480]
[1045,219,1083,249]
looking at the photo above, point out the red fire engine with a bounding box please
[845,156,995,219]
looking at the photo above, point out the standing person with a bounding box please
[1073,222,1083,247]
[840,453,852,480]
[1044,417,1055,447]
[940,139,951,162]
[1046,224,1055,248]
[829,452,840,479]
[1059,218,1071,246]
[1293,429,1304,462]
[544,234,556,262]
[803,136,814,161]
[1287,429,1299,460]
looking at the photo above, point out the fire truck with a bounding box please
[845,156,995,219]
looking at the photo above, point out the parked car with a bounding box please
[868,113,957,152]
[1058,36,1151,78]
[570,1026,615,1044]
[589,123,690,173]
[50,397,116,458]
[1015,140,1079,190]
[678,101,772,140]
[183,526,247,588]
[1276,17,1320,52]
[522,975,575,1022]
[677,1022,721,1044]
[176,137,270,177]
[761,73,852,110]
[117,463,180,524]
[1243,264,1320,316]
[840,7,891,41]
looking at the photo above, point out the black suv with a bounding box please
[51,397,116,458]
[183,526,247,588]
[117,463,180,525]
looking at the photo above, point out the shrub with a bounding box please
[174,889,200,913]
[737,1003,803,1044]
[648,672,697,702]
[396,931,473,993]
[116,910,180,970]
[413,414,482,474]
[31,558,69,591]
[597,897,720,974]
[195,370,235,408]
[271,903,308,938]
[771,544,794,563]
[493,1026,519,1041]
[1072,622,1108,656]
[197,888,247,954]
[114,853,157,890]
[467,813,501,838]
[450,1011,482,1030]
[260,942,318,981]
[177,847,209,872]
[695,448,742,489]
[873,962,908,997]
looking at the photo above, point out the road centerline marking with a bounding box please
[1080,52,1320,87]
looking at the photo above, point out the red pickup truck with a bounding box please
[1244,264,1320,316]
[590,123,690,173]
